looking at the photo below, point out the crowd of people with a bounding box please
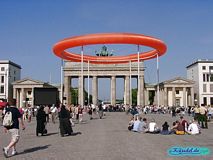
[128,104,212,135]
[128,115,201,135]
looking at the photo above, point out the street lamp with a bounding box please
[4,68,9,102]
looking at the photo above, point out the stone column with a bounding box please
[144,89,148,105]
[140,76,144,106]
[154,90,157,105]
[188,93,191,106]
[191,87,194,106]
[78,76,84,106]
[111,76,116,106]
[16,89,20,108]
[164,87,167,106]
[92,76,98,105]
[159,89,162,105]
[13,88,16,99]
[137,78,140,106]
[172,87,176,106]
[124,76,130,105]
[31,87,34,107]
[183,87,186,107]
[124,78,126,105]
[20,88,25,108]
[64,76,71,105]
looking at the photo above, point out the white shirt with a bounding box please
[51,107,57,113]
[188,123,199,135]
[149,122,157,132]
[208,107,213,114]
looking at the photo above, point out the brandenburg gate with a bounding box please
[63,61,145,106]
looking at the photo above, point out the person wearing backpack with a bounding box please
[2,99,25,158]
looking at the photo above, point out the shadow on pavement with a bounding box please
[18,144,51,155]
[46,132,58,136]
[71,132,82,136]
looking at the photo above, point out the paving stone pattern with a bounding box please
[0,112,213,160]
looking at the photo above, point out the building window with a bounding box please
[1,76,4,83]
[203,84,207,92]
[211,97,213,105]
[1,67,5,71]
[14,70,16,75]
[0,85,4,93]
[202,66,206,70]
[203,74,206,82]
[14,77,16,81]
[28,91,32,95]
[203,97,207,105]
[210,75,213,82]
[210,84,213,92]
[176,90,179,94]
[207,74,209,82]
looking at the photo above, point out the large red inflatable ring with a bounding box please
[53,33,167,64]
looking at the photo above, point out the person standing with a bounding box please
[58,105,73,137]
[44,105,50,123]
[199,105,208,128]
[88,107,93,120]
[207,105,213,120]
[98,104,103,119]
[36,106,47,136]
[50,105,58,124]
[2,100,25,158]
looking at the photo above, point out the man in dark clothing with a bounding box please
[3,100,25,158]
[58,105,73,137]
[36,106,47,136]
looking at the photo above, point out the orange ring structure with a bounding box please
[53,33,167,64]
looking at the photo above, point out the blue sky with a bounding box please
[1,1,213,100]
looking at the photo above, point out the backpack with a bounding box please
[3,109,13,127]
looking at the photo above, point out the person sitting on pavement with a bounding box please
[170,121,177,134]
[132,116,143,132]
[161,121,170,135]
[128,116,134,131]
[148,119,160,134]
[187,119,200,135]
[141,118,149,133]
[173,120,185,135]
[180,116,189,132]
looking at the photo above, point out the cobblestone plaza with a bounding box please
[0,112,212,160]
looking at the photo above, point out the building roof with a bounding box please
[0,60,22,69]
[186,59,213,68]
[160,77,194,85]
[12,77,55,88]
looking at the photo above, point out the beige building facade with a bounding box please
[12,78,57,108]
[146,77,195,107]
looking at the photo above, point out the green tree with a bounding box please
[70,88,92,105]
[71,88,78,105]
[132,88,137,105]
